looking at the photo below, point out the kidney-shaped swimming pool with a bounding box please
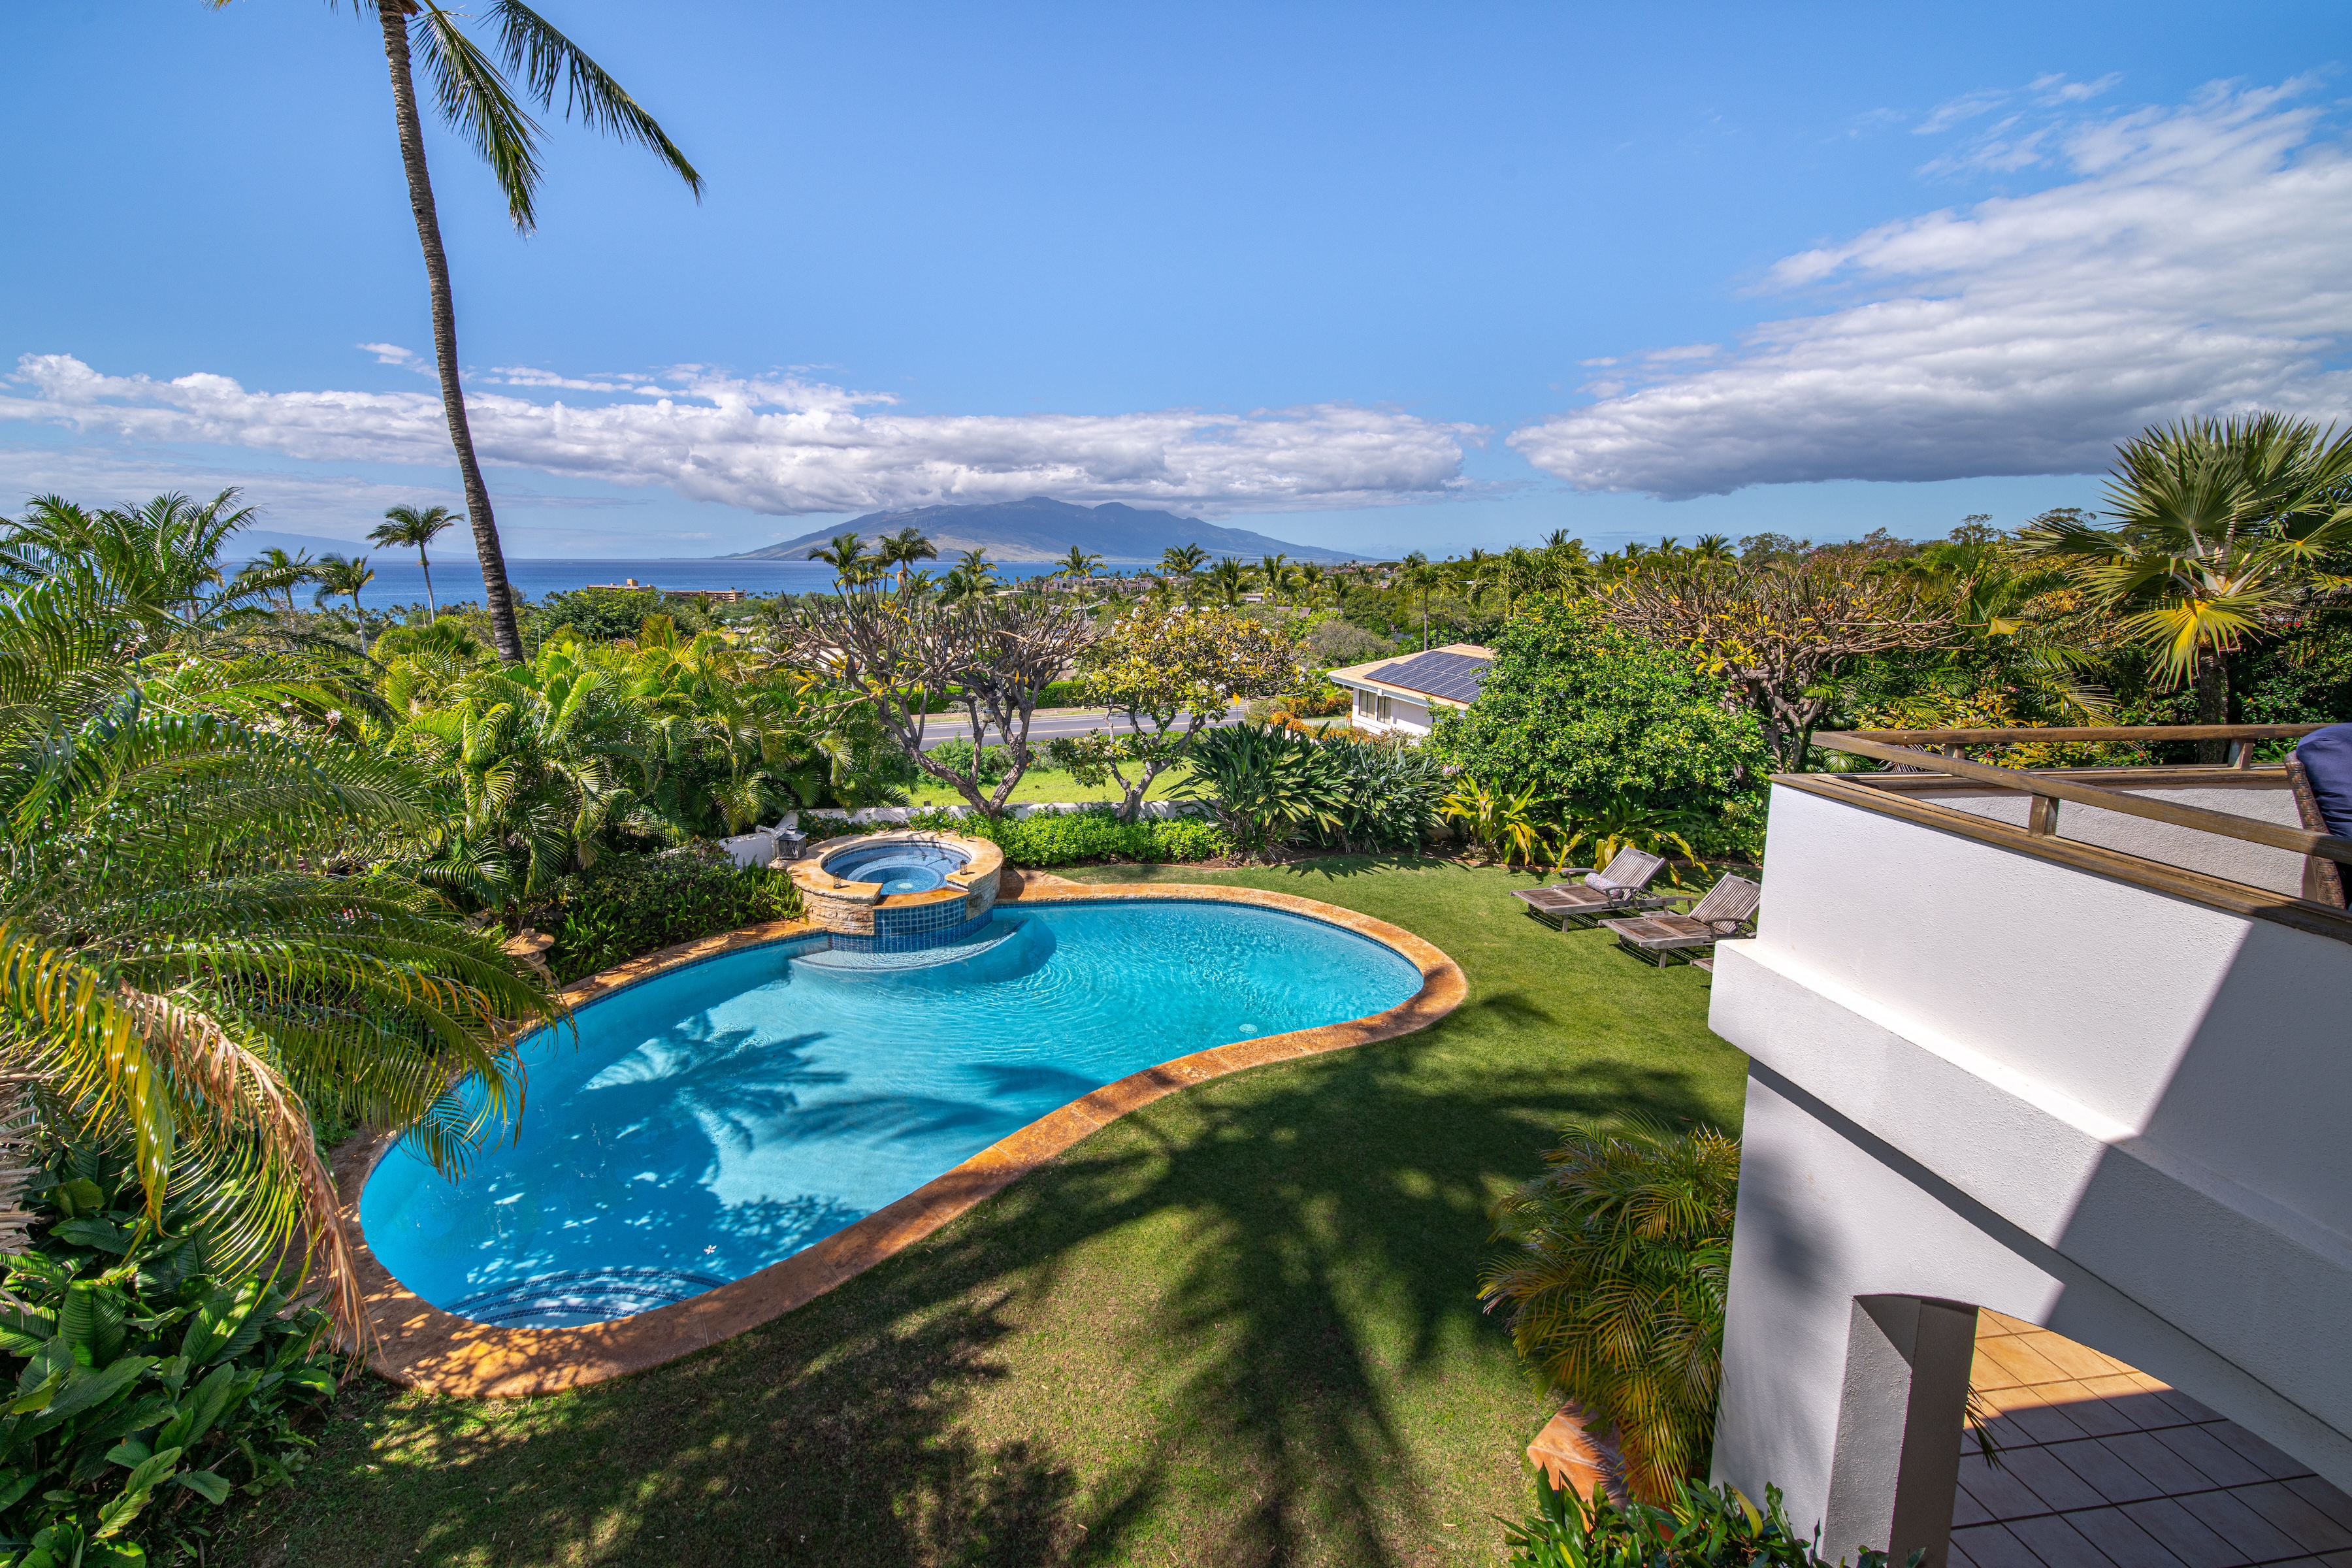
[360,900,1423,1328]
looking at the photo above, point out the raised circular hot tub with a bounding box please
[787,830,1003,952]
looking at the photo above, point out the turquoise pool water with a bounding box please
[359,900,1421,1327]
[821,840,968,895]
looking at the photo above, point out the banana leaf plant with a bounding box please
[0,1162,336,1567]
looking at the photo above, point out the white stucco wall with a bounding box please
[1708,782,2352,1540]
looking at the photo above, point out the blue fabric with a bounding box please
[2295,723,2352,840]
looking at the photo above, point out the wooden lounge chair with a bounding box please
[1600,874,1763,967]
[1511,849,1671,929]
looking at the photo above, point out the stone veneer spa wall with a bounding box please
[786,830,1003,952]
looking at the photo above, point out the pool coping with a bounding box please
[333,877,1466,1398]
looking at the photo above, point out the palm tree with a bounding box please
[1208,557,1249,606]
[370,503,459,619]
[1295,561,1326,606]
[2023,413,2352,753]
[214,1,704,664]
[1257,553,1290,596]
[250,545,318,612]
[807,532,870,592]
[1056,546,1103,580]
[1161,542,1207,578]
[4,491,273,640]
[942,547,998,603]
[0,513,555,1336]
[876,527,938,591]
[1481,1120,1739,1503]
[1397,551,1442,650]
[313,553,376,621]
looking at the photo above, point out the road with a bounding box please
[915,706,1243,750]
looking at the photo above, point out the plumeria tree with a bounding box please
[783,589,1097,817]
[1601,554,1954,771]
[1065,606,1299,821]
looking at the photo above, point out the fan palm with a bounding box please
[210,1,702,664]
[370,504,459,619]
[2022,414,2352,749]
[0,547,557,1341]
[1481,1120,1740,1503]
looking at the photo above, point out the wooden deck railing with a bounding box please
[1812,727,2352,870]
[1839,723,2323,769]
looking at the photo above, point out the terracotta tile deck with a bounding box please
[1952,1313,2352,1567]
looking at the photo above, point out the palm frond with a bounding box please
[412,1,546,229]
[491,1,703,197]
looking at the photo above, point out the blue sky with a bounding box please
[3,2,2346,559]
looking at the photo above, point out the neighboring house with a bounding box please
[1325,643,1492,739]
[1706,722,2352,1567]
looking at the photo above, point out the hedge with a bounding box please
[798,809,1227,868]
[542,843,802,981]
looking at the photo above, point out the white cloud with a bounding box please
[0,357,1481,519]
[1510,81,2352,499]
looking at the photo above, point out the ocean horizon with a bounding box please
[269,555,1081,612]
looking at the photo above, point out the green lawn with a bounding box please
[903,760,1195,808]
[225,859,1746,1568]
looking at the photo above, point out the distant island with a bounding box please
[723,497,1369,566]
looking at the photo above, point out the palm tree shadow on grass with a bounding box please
[233,1032,1719,1568]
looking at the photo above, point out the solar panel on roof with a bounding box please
[1361,650,1492,704]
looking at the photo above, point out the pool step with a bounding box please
[794,922,1022,972]
[444,1266,727,1328]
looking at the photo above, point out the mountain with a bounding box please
[230,528,370,561]
[723,497,1368,565]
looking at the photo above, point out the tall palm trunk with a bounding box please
[378,1,525,663]
[416,545,438,619]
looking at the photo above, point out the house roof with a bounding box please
[1326,643,1495,708]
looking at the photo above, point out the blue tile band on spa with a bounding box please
[359,900,1422,1328]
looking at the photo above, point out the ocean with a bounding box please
[302,557,1077,612]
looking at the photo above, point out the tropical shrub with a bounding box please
[1311,735,1447,853]
[542,845,803,982]
[1503,1470,1920,1567]
[923,738,1017,786]
[1429,600,1767,858]
[1441,779,1551,867]
[532,585,662,644]
[1481,1121,1740,1503]
[1169,724,1348,860]
[907,809,1228,868]
[0,1151,339,1568]
[1553,791,1712,886]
